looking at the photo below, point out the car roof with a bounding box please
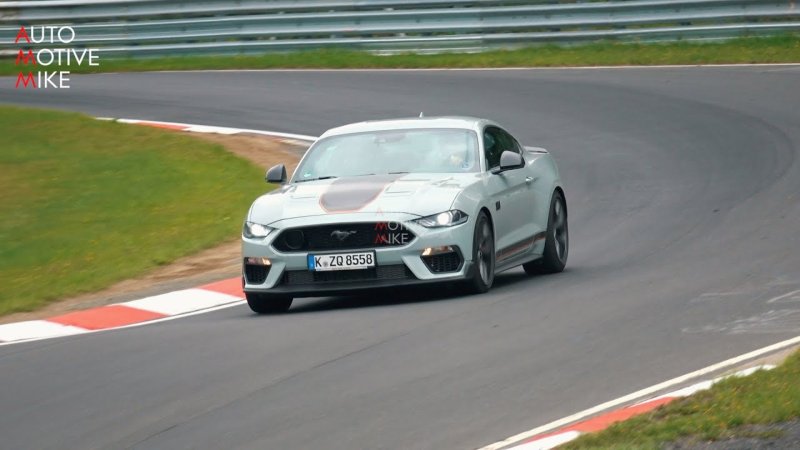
[320,116,492,138]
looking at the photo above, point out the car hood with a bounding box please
[249,173,480,225]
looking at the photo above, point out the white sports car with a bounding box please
[242,116,568,313]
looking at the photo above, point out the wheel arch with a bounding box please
[478,206,494,235]
[479,205,493,222]
[470,206,495,261]
[553,186,567,216]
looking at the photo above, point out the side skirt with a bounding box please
[494,231,546,271]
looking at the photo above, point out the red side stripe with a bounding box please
[49,305,167,330]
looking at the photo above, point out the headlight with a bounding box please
[243,221,274,239]
[413,210,469,228]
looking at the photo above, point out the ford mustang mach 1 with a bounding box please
[241,117,568,313]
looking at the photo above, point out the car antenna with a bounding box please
[419,111,425,118]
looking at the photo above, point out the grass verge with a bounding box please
[0,106,266,315]
[563,350,800,449]
[3,35,799,76]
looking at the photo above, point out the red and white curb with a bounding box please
[96,117,317,143]
[0,277,245,345]
[500,365,774,450]
[0,118,316,346]
[480,333,800,450]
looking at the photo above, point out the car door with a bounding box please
[483,126,534,262]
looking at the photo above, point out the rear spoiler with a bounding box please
[524,146,548,154]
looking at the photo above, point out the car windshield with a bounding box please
[293,128,480,181]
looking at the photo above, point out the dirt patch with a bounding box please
[197,133,306,177]
[0,132,308,324]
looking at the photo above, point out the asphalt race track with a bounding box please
[2,66,800,450]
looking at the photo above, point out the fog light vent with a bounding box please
[244,258,270,284]
[421,248,462,273]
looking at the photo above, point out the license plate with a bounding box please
[307,251,376,271]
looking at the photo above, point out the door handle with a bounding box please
[525,176,536,184]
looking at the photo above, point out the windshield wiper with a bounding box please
[294,176,338,183]
[388,171,409,174]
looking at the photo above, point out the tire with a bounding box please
[245,292,293,314]
[524,190,568,275]
[465,211,495,294]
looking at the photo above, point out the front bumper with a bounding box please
[242,212,474,297]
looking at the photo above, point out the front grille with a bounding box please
[283,264,414,286]
[244,264,270,284]
[422,252,462,273]
[272,222,415,252]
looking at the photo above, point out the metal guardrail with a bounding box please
[1,0,798,57]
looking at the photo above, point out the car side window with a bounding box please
[483,127,501,169]
[483,126,520,169]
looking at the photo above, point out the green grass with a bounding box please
[0,106,267,315]
[563,350,800,449]
[3,35,799,76]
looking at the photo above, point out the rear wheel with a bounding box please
[465,211,495,294]
[245,292,293,314]
[524,190,568,274]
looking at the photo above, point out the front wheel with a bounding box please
[465,211,495,294]
[245,292,293,314]
[524,190,568,275]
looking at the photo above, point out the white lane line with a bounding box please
[0,320,87,342]
[212,127,317,142]
[767,289,800,304]
[507,364,778,450]
[478,335,800,450]
[644,379,714,402]
[507,364,775,450]
[123,289,243,316]
[114,63,800,75]
[183,124,243,135]
[112,118,318,142]
[642,364,775,404]
[509,431,581,450]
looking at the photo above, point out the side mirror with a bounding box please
[266,164,287,184]
[491,151,524,174]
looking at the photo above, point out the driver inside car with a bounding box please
[428,132,475,172]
